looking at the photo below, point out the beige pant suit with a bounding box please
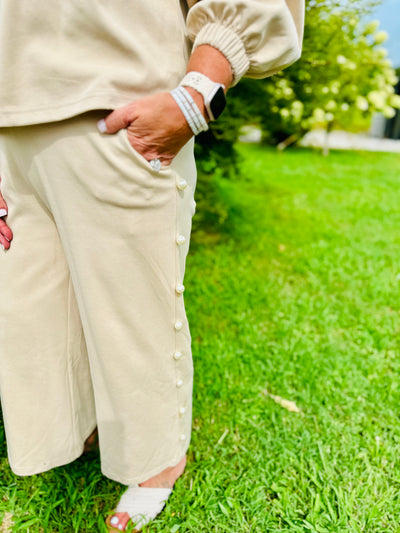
[0,0,304,483]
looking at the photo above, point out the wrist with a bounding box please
[187,44,233,89]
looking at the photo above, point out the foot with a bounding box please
[107,455,186,531]
[83,428,99,453]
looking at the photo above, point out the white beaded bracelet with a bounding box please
[170,86,209,136]
[177,86,209,132]
[178,89,204,132]
[171,88,202,133]
[171,87,206,135]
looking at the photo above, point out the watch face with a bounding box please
[210,86,226,120]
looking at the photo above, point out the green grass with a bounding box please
[2,145,400,532]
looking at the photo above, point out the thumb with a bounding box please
[97,104,137,134]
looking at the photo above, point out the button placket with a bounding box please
[174,173,190,445]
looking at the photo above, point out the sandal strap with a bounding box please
[115,485,172,527]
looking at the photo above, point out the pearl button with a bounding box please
[176,379,184,388]
[176,235,186,245]
[176,284,185,294]
[179,406,186,415]
[174,321,183,331]
[180,434,186,441]
[177,178,188,191]
[173,351,183,360]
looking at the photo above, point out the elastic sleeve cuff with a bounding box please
[191,22,250,86]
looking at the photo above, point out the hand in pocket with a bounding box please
[97,91,198,167]
[0,176,13,250]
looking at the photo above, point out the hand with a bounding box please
[0,176,12,250]
[97,45,233,167]
[98,91,203,166]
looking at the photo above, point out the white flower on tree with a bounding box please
[356,96,369,111]
[374,31,389,45]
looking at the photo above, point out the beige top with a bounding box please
[0,0,304,127]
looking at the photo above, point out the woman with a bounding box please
[0,1,304,530]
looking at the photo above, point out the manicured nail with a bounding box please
[97,119,108,133]
[0,208,7,217]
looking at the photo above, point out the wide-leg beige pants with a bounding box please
[0,111,196,484]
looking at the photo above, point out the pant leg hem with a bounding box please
[9,423,97,477]
[101,445,189,486]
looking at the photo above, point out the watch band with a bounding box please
[180,71,226,121]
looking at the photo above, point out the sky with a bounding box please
[371,0,400,68]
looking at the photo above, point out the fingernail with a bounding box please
[0,243,4,251]
[0,208,7,217]
[97,119,108,133]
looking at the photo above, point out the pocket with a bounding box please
[119,129,171,176]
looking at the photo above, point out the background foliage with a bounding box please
[194,0,399,232]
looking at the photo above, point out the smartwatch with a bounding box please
[180,71,226,122]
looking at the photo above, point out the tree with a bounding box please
[229,0,399,147]
[194,0,400,231]
[199,0,399,148]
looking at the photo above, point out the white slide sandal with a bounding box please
[106,485,172,531]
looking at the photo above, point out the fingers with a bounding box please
[0,175,12,250]
[0,218,12,250]
[97,103,137,134]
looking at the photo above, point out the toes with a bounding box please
[108,512,131,531]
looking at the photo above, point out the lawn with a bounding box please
[1,145,400,532]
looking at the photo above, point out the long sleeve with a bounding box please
[186,0,304,85]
